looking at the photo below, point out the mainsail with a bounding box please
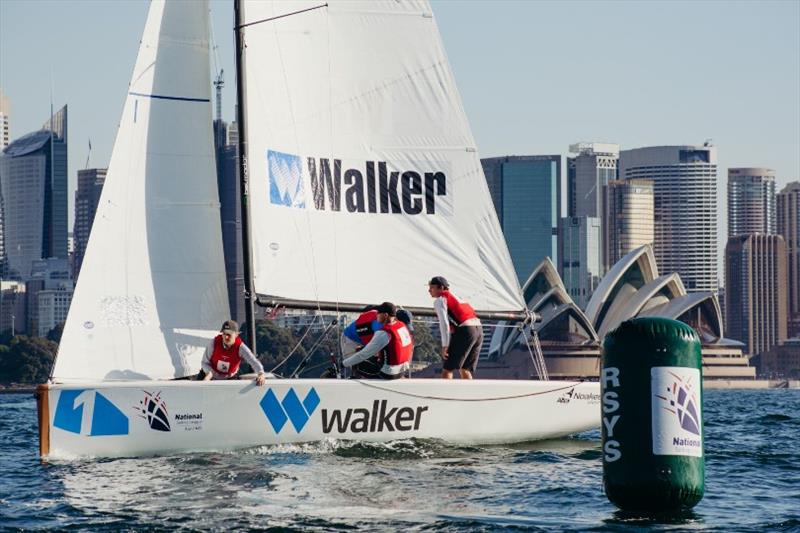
[240,0,523,313]
[52,0,228,382]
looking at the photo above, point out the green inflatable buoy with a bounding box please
[601,317,704,512]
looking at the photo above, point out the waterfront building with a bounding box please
[604,179,654,270]
[73,168,107,280]
[0,280,26,335]
[725,234,787,356]
[25,258,72,337]
[758,339,800,378]
[558,216,602,309]
[777,182,800,336]
[481,155,561,283]
[619,144,718,292]
[727,168,776,237]
[0,106,68,280]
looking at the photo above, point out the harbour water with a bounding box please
[1,389,797,531]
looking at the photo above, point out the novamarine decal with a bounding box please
[557,387,601,405]
[651,367,703,457]
[259,387,429,435]
[268,149,450,215]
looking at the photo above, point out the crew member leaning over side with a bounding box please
[342,302,413,380]
[428,276,483,379]
[199,320,267,386]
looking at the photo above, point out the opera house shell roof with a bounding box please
[482,244,751,380]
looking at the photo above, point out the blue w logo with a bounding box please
[268,150,306,208]
[260,387,320,433]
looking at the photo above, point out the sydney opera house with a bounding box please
[435,244,756,381]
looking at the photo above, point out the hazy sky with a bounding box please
[1,0,799,241]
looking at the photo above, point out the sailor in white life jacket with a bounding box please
[342,302,414,380]
[199,320,267,386]
[428,276,483,379]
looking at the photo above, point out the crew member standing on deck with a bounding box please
[199,320,267,386]
[342,302,413,379]
[428,276,482,379]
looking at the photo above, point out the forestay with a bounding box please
[52,0,229,382]
[241,0,523,312]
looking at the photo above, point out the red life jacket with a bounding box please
[354,309,379,344]
[442,290,477,332]
[210,334,243,377]
[382,320,413,369]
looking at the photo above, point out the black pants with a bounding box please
[443,325,483,373]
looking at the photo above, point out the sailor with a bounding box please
[342,302,413,379]
[340,305,382,358]
[199,320,267,386]
[428,276,482,379]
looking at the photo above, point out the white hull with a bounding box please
[39,379,600,459]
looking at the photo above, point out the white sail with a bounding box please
[241,0,523,312]
[52,0,228,382]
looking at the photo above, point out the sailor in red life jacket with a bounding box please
[428,276,483,379]
[342,302,413,380]
[340,305,382,358]
[200,320,267,386]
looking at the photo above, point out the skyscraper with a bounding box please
[777,181,800,336]
[619,145,718,292]
[604,179,654,269]
[482,155,561,283]
[725,234,787,356]
[727,167,776,238]
[73,168,107,280]
[0,105,69,280]
[558,216,602,308]
[567,142,619,218]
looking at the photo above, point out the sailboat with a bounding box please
[36,0,600,459]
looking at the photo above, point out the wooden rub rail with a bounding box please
[36,383,50,458]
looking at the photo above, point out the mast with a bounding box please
[234,0,257,351]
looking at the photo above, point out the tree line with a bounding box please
[0,318,440,384]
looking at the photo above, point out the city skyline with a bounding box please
[1,0,798,238]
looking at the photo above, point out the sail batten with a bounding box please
[242,0,524,313]
[52,0,228,382]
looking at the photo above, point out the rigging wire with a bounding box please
[288,319,337,378]
[268,315,321,374]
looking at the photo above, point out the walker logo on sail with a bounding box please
[267,149,450,215]
[651,367,703,457]
[53,389,129,436]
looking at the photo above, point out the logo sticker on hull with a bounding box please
[135,391,171,432]
[260,387,320,434]
[53,389,129,436]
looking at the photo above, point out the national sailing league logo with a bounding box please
[655,375,701,436]
[260,387,320,434]
[269,150,306,208]
[135,390,171,432]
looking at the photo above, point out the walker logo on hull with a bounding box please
[260,387,320,433]
[651,367,703,457]
[53,389,129,436]
[267,149,450,215]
